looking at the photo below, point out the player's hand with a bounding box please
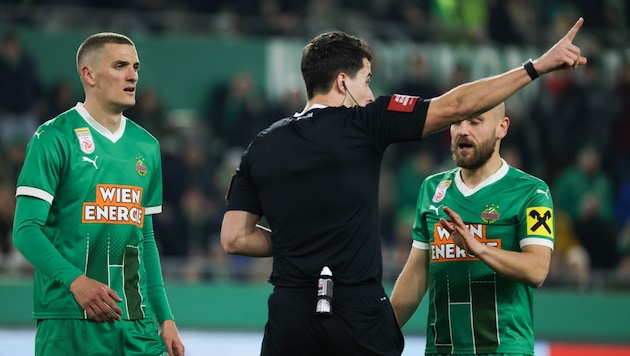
[439,206,483,256]
[69,274,123,323]
[534,17,587,74]
[160,320,185,356]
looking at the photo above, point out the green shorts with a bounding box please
[35,318,168,356]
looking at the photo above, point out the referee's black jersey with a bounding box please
[226,95,429,287]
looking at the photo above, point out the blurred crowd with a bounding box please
[1,1,630,291]
[2,0,629,47]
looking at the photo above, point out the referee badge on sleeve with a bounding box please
[526,207,553,238]
[387,94,420,113]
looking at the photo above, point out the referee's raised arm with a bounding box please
[423,17,586,137]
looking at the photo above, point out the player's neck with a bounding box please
[459,156,504,188]
[83,99,124,133]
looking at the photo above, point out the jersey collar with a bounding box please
[294,103,328,117]
[75,102,126,143]
[454,159,509,197]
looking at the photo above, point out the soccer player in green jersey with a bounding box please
[12,32,184,356]
[391,102,554,355]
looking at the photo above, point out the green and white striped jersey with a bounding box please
[16,103,163,320]
[412,161,554,355]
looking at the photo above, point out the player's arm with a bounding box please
[142,216,185,355]
[13,196,85,286]
[422,18,586,136]
[390,246,430,328]
[13,195,123,321]
[440,207,552,288]
[221,210,273,257]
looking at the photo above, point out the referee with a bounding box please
[221,20,586,356]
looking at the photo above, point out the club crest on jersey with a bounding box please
[74,127,95,154]
[481,204,500,224]
[387,94,420,113]
[135,156,148,177]
[432,180,451,203]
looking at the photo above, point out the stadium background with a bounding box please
[0,1,629,354]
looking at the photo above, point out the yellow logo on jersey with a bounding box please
[431,223,501,262]
[526,207,553,238]
[82,184,144,227]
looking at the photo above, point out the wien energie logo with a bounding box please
[82,184,144,227]
[431,223,501,262]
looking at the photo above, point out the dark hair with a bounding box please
[301,31,373,99]
[76,32,135,71]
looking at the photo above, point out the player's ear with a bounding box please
[81,66,96,86]
[497,116,510,139]
[336,73,348,93]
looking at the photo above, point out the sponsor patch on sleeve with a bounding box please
[387,94,420,113]
[526,207,553,238]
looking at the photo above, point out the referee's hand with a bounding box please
[70,274,123,323]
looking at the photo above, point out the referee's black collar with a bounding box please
[294,103,328,117]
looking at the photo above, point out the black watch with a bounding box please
[523,58,539,80]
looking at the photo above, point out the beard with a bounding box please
[451,136,497,170]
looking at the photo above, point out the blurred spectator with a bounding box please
[180,186,223,282]
[399,53,441,99]
[265,86,305,122]
[393,53,446,166]
[303,0,340,37]
[548,208,590,290]
[207,71,269,149]
[553,144,615,223]
[573,193,620,270]
[530,69,588,182]
[40,79,77,125]
[124,86,169,140]
[0,182,16,267]
[259,0,303,36]
[576,56,619,164]
[394,149,438,213]
[431,0,488,44]
[569,0,628,47]
[617,224,630,277]
[501,105,545,178]
[553,145,618,270]
[611,59,630,188]
[487,0,532,45]
[615,180,630,277]
[0,136,26,185]
[0,31,44,148]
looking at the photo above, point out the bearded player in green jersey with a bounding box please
[12,33,184,356]
[391,102,554,356]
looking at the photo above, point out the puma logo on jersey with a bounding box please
[82,156,99,169]
[428,204,443,215]
[536,189,550,199]
[33,130,44,139]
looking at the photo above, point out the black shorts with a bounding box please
[261,282,404,356]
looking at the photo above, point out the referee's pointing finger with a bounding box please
[565,17,584,42]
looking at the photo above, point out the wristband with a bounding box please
[523,58,539,80]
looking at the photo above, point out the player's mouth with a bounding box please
[124,86,136,94]
[457,141,474,153]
